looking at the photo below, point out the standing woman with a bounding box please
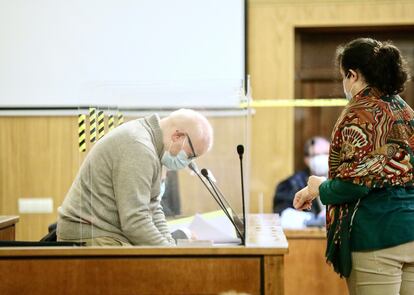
[294,37,414,295]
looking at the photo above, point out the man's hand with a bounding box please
[293,186,313,210]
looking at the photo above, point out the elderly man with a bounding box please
[57,109,213,246]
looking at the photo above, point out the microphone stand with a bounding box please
[188,163,229,216]
[200,168,244,245]
[237,144,247,247]
[205,173,245,243]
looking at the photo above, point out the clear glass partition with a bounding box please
[58,105,251,247]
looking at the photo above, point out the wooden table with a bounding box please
[0,246,287,295]
[0,216,19,241]
[284,228,348,295]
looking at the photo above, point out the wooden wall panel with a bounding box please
[0,117,79,241]
[248,0,414,213]
[0,257,262,295]
[284,236,347,295]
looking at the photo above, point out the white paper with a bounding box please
[189,214,241,244]
[280,208,313,229]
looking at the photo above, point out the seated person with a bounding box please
[57,109,213,246]
[160,170,181,217]
[272,136,330,221]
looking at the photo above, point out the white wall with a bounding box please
[0,0,245,108]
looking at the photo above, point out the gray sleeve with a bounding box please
[152,203,175,244]
[112,143,174,246]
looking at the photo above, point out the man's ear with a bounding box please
[171,130,185,142]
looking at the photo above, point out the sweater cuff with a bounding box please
[319,178,370,205]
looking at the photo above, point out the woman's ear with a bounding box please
[349,69,358,81]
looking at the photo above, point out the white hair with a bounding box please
[168,108,213,155]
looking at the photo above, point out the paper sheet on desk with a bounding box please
[188,213,240,244]
[167,210,241,244]
[280,208,313,229]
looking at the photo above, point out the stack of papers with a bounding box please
[168,210,241,245]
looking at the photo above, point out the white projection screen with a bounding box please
[0,0,245,109]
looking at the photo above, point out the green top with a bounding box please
[320,179,414,251]
[321,87,414,277]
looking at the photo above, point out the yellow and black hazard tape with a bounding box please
[239,98,348,108]
[108,114,115,131]
[98,110,105,139]
[117,111,124,126]
[89,107,97,143]
[78,114,86,152]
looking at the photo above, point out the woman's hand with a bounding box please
[307,175,326,198]
[293,186,313,210]
[293,176,327,210]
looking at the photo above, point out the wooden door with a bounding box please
[294,26,414,171]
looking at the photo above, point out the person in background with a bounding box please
[57,109,213,246]
[160,170,181,217]
[273,136,330,217]
[294,38,414,295]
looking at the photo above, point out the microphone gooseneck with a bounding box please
[204,169,245,238]
[200,168,244,243]
[237,144,247,246]
[189,165,229,219]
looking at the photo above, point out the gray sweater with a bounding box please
[57,114,175,246]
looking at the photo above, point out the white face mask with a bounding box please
[343,75,356,100]
[309,154,329,177]
[161,149,191,170]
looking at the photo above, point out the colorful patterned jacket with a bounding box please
[323,86,414,277]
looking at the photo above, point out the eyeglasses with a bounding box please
[186,133,197,160]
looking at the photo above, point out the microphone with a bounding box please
[188,161,200,174]
[237,144,247,246]
[237,144,244,159]
[200,168,244,244]
[188,163,229,218]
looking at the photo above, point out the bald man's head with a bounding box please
[160,109,214,159]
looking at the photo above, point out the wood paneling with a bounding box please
[0,247,287,295]
[264,255,285,295]
[0,257,261,295]
[0,216,19,241]
[0,117,79,241]
[0,227,15,241]
[0,246,288,256]
[248,0,414,212]
[284,231,347,295]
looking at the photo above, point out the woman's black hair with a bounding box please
[336,38,411,95]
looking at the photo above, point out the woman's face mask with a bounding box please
[343,72,356,100]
